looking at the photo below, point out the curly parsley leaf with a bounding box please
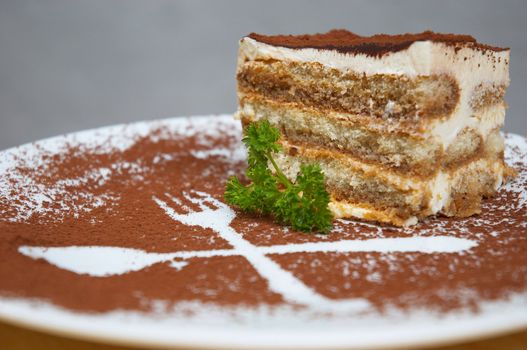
[224,120,333,233]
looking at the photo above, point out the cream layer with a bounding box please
[329,152,506,226]
[238,96,506,159]
[275,142,506,222]
[238,37,510,149]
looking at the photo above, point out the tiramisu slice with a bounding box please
[235,30,513,226]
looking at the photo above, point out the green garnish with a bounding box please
[224,120,333,233]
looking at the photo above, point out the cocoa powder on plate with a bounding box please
[0,117,526,314]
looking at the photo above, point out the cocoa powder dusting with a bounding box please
[0,116,526,317]
[248,30,509,56]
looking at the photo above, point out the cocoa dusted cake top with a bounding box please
[247,29,508,56]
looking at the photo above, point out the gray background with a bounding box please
[0,0,526,150]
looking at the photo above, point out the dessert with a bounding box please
[235,30,513,226]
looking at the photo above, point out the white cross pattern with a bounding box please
[19,190,478,312]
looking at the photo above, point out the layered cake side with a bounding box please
[236,30,513,226]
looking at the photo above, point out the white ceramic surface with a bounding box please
[0,115,526,350]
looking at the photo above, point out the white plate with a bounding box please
[0,115,526,350]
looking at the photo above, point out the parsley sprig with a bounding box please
[224,120,333,233]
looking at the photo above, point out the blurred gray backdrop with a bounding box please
[0,0,526,149]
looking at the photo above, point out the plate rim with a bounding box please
[1,295,527,350]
